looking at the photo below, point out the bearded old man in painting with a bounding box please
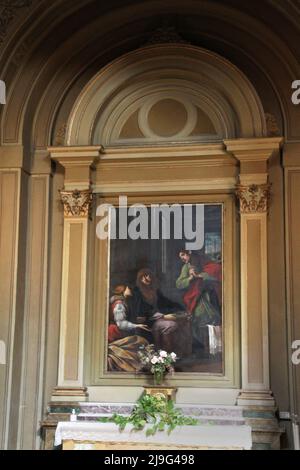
[131,268,192,358]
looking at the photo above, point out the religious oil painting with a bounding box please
[106,203,223,375]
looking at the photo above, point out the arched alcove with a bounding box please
[66,44,267,146]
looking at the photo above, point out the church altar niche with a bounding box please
[43,44,283,452]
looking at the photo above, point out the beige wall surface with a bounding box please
[17,175,50,450]
[0,169,28,449]
[284,151,300,425]
[42,170,64,418]
[247,219,264,385]
[268,150,290,411]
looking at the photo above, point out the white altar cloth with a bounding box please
[55,421,252,450]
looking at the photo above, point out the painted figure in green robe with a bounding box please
[176,249,222,351]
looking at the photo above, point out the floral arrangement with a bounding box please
[99,346,198,436]
[99,393,198,436]
[138,344,177,384]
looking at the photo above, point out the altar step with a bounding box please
[77,403,246,427]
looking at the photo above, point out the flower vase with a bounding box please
[153,369,164,386]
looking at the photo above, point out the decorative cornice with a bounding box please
[11,39,29,65]
[0,1,33,46]
[144,25,190,46]
[225,138,283,162]
[0,1,31,6]
[54,123,67,146]
[236,184,271,214]
[265,113,281,137]
[60,189,93,218]
[52,387,88,398]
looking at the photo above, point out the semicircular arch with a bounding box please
[66,44,267,146]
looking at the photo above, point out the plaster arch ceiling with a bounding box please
[66,45,266,146]
[95,80,233,145]
[0,0,299,154]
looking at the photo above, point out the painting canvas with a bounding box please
[106,204,223,375]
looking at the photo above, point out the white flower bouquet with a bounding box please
[138,344,177,385]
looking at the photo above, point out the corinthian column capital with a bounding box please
[60,188,93,217]
[236,183,271,214]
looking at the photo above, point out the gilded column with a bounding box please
[49,147,101,401]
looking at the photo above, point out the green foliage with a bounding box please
[99,393,198,436]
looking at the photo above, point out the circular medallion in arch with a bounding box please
[138,93,197,140]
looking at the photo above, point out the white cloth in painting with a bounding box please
[207,325,222,355]
[113,302,137,332]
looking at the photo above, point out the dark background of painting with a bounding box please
[108,203,223,373]
[109,204,222,306]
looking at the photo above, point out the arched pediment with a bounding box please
[66,44,267,146]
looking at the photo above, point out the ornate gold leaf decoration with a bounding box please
[0,1,31,6]
[265,113,280,137]
[236,184,271,214]
[60,189,93,217]
[145,25,189,46]
[54,123,67,146]
[0,1,33,46]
